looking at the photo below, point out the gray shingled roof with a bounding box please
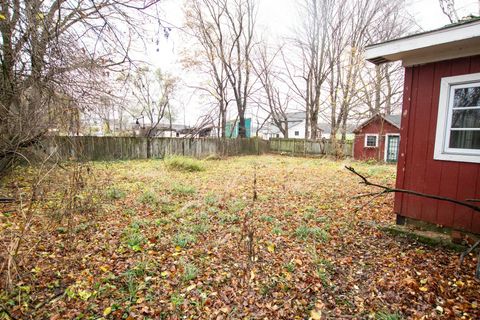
[384,114,401,128]
[353,114,402,133]
[285,111,307,122]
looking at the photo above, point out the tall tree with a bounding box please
[289,0,335,140]
[358,1,410,118]
[185,1,230,137]
[439,0,460,23]
[130,68,176,136]
[185,0,257,138]
[0,0,161,175]
[253,45,291,138]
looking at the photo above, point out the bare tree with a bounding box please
[439,0,460,23]
[357,1,411,118]
[325,0,409,143]
[329,0,378,142]
[185,1,230,137]
[292,0,334,140]
[129,67,176,155]
[0,0,161,177]
[185,0,257,138]
[253,45,291,138]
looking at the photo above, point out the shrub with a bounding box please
[164,156,205,172]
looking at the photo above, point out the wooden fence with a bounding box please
[42,136,269,161]
[269,138,353,157]
[41,136,352,161]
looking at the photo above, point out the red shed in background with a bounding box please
[365,18,480,235]
[353,114,401,162]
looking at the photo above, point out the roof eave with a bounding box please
[365,19,480,66]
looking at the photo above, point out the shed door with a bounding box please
[386,135,400,162]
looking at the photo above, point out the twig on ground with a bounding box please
[346,166,480,279]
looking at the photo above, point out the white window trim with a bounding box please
[365,134,379,148]
[434,72,480,163]
[384,134,400,161]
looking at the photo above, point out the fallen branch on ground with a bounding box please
[345,166,480,212]
[346,166,480,279]
[0,198,15,203]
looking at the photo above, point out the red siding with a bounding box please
[396,55,480,234]
[353,117,400,161]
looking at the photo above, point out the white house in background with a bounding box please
[260,111,313,139]
[260,111,355,140]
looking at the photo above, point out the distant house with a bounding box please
[353,114,401,162]
[365,17,480,234]
[225,118,252,138]
[263,111,354,140]
[318,122,356,140]
[258,111,316,139]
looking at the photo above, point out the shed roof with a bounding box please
[353,114,401,133]
[365,17,480,66]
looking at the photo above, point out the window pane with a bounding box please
[366,136,377,146]
[453,86,480,108]
[449,130,480,149]
[451,109,480,128]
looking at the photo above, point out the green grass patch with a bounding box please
[375,311,402,320]
[181,262,199,281]
[204,193,218,206]
[138,190,158,206]
[171,184,197,195]
[295,225,329,242]
[218,212,240,224]
[260,215,275,223]
[122,221,147,252]
[173,232,196,248]
[106,187,126,200]
[283,262,295,273]
[164,156,205,172]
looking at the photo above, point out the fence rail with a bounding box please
[269,138,353,157]
[41,136,352,161]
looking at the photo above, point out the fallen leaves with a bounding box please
[1,156,479,319]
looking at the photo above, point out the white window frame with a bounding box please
[384,134,400,161]
[365,134,379,148]
[434,72,480,163]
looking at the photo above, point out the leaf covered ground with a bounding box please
[0,155,479,319]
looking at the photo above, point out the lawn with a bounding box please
[0,155,478,319]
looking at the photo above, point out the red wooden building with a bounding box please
[353,114,401,162]
[365,18,480,235]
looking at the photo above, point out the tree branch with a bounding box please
[345,166,480,213]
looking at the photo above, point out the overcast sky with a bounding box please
[140,0,480,126]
